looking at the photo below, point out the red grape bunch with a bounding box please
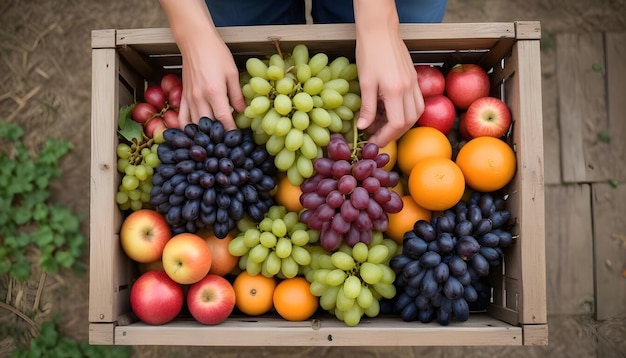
[131,74,183,140]
[299,134,404,251]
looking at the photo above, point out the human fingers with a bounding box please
[176,96,192,130]
[227,75,247,115]
[356,80,378,132]
[367,95,406,147]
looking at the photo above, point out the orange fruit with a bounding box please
[198,228,239,276]
[272,277,318,321]
[397,126,452,176]
[408,157,466,211]
[275,174,303,212]
[386,195,432,244]
[455,136,516,192]
[232,271,276,316]
[378,139,398,172]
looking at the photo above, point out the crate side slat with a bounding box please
[89,48,122,323]
[114,316,522,346]
[115,23,515,47]
[510,39,547,325]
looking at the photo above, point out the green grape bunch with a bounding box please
[304,232,399,327]
[235,44,362,186]
[228,205,319,279]
[115,138,161,211]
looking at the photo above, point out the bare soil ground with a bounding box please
[0,0,625,356]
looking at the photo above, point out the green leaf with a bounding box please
[35,226,54,246]
[33,202,49,221]
[609,179,619,189]
[0,121,23,141]
[118,103,134,128]
[0,258,11,274]
[55,251,75,268]
[592,63,603,71]
[118,117,143,143]
[38,321,59,348]
[11,206,32,225]
[11,260,31,281]
[15,232,32,248]
[39,254,58,274]
[38,139,72,165]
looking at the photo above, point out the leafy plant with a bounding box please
[0,121,86,281]
[10,320,131,358]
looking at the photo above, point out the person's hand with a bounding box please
[159,0,246,131]
[176,33,246,130]
[353,0,425,147]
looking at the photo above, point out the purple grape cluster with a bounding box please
[299,134,403,251]
[149,117,276,238]
[383,191,515,325]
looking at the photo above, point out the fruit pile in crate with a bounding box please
[115,43,517,328]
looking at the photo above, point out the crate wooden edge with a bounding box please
[88,22,547,346]
[88,314,523,346]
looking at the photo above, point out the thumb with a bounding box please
[356,87,378,131]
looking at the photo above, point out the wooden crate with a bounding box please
[89,22,547,346]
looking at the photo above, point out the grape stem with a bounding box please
[271,38,283,59]
[351,119,359,162]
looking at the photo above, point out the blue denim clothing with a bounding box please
[205,0,447,27]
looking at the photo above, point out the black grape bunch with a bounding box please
[149,117,277,238]
[385,191,516,325]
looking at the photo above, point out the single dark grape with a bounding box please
[193,131,211,147]
[443,276,464,300]
[209,120,225,143]
[213,143,229,158]
[419,251,442,269]
[197,116,212,134]
[189,145,207,162]
[413,220,437,242]
[184,184,203,200]
[182,199,200,221]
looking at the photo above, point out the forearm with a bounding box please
[159,0,220,52]
[353,0,400,35]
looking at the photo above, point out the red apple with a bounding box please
[130,270,184,325]
[464,96,512,138]
[187,274,236,325]
[162,233,212,285]
[144,116,167,139]
[445,64,491,110]
[416,94,457,135]
[414,65,445,98]
[457,112,473,141]
[120,209,171,263]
